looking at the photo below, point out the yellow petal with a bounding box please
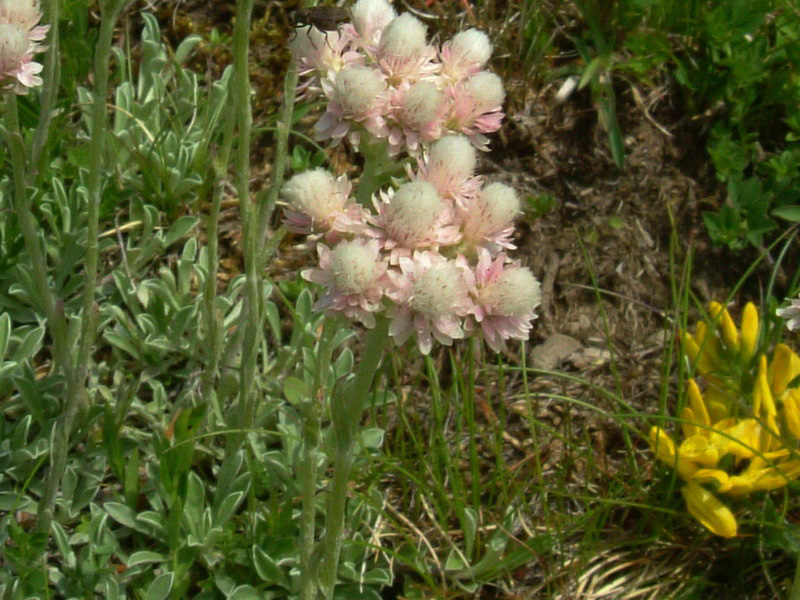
[694,321,723,371]
[710,301,739,351]
[679,435,719,467]
[783,390,800,439]
[769,344,797,395]
[681,406,698,438]
[692,468,730,489]
[711,418,758,460]
[649,426,677,466]
[755,355,777,418]
[681,482,737,538]
[740,302,759,360]
[687,379,711,428]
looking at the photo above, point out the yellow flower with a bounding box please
[681,482,737,538]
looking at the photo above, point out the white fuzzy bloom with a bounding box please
[449,29,492,68]
[384,181,443,245]
[479,183,520,231]
[478,266,541,317]
[401,81,443,128]
[379,13,427,58]
[350,0,396,42]
[410,260,469,320]
[330,240,383,294]
[333,66,387,116]
[0,0,40,29]
[429,135,477,180]
[282,168,345,221]
[464,71,505,111]
[0,24,27,72]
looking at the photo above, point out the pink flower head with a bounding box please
[281,168,367,241]
[346,0,396,55]
[440,29,493,83]
[387,251,474,354]
[446,71,505,150]
[412,135,482,207]
[370,181,460,262]
[315,65,389,149]
[466,249,541,352]
[375,13,438,86]
[387,80,446,154]
[302,239,388,327]
[0,0,48,94]
[290,25,362,100]
[458,182,520,254]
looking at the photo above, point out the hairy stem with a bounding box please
[229,0,258,451]
[318,317,390,599]
[35,0,127,535]
[30,0,61,177]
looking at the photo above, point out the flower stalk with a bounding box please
[318,316,390,599]
[228,0,259,451]
[30,0,60,175]
[35,0,127,535]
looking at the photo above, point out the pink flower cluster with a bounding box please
[289,0,504,153]
[0,0,48,93]
[283,134,541,355]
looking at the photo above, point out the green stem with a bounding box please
[355,137,395,206]
[4,94,69,372]
[299,317,339,600]
[258,60,298,249]
[35,0,127,535]
[790,555,800,600]
[230,0,258,451]
[318,317,390,599]
[30,0,61,177]
[202,89,236,427]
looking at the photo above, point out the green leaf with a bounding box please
[253,545,288,586]
[0,313,10,361]
[215,491,244,526]
[128,551,167,567]
[104,502,138,529]
[144,572,174,600]
[229,586,262,600]
[772,205,800,222]
[283,377,309,406]
[164,216,199,247]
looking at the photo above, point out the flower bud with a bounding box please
[282,168,346,222]
[428,135,477,180]
[333,66,386,116]
[449,29,492,68]
[400,81,443,129]
[464,71,505,111]
[384,181,443,245]
[0,24,27,73]
[330,240,382,294]
[479,266,540,317]
[379,13,427,58]
[410,260,468,320]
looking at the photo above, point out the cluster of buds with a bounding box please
[650,302,800,538]
[289,0,504,153]
[282,134,541,355]
[0,0,48,93]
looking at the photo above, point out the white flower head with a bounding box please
[0,0,48,93]
[464,71,505,112]
[350,0,396,48]
[460,182,520,252]
[387,252,473,354]
[379,13,427,58]
[333,65,387,117]
[282,168,365,239]
[441,28,493,82]
[302,239,388,327]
